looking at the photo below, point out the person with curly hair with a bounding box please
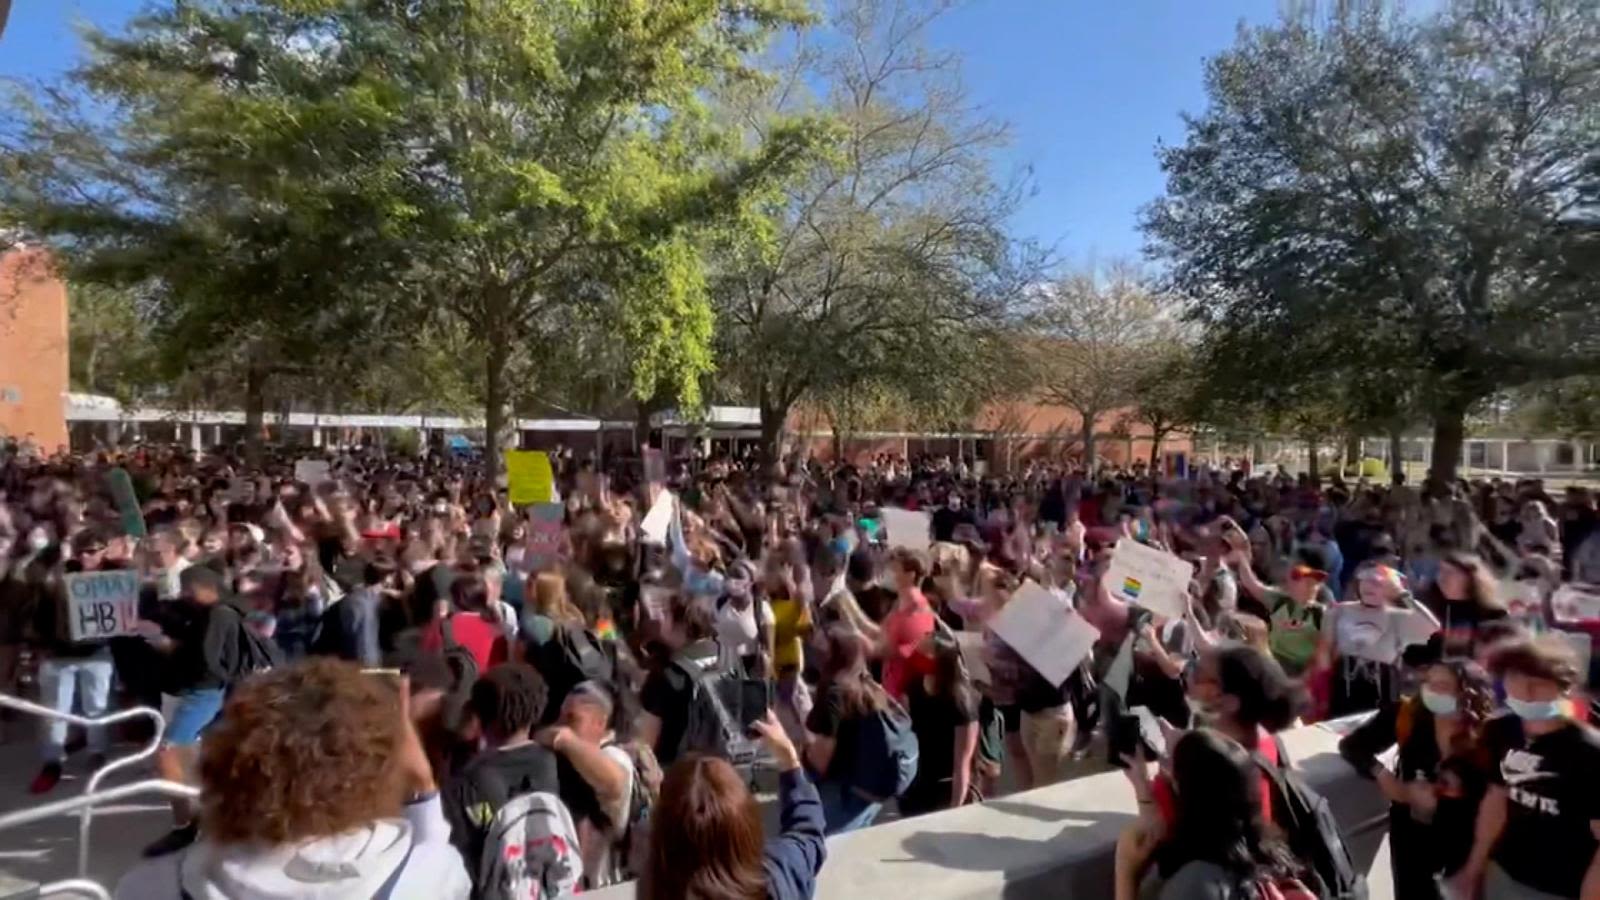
[113,658,470,899]
[1339,637,1496,899]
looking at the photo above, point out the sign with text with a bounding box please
[989,581,1100,687]
[1103,539,1195,620]
[294,459,332,487]
[640,491,675,545]
[64,570,141,641]
[505,451,555,505]
[881,507,931,553]
[1553,584,1600,624]
[525,503,565,571]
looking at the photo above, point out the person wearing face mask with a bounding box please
[715,560,774,676]
[1450,636,1600,900]
[1315,564,1439,717]
[1339,640,1495,899]
[931,490,974,544]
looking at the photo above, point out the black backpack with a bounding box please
[1254,737,1367,900]
[536,623,615,721]
[216,604,283,681]
[671,649,756,765]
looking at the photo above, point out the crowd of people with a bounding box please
[2,433,1600,899]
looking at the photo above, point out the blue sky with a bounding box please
[2,0,1291,260]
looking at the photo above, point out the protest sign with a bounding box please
[880,507,931,553]
[640,491,675,544]
[1103,539,1195,620]
[525,503,565,571]
[505,451,554,505]
[294,459,332,487]
[104,467,146,538]
[1501,579,1547,632]
[1552,584,1600,623]
[1556,630,1594,688]
[954,631,991,685]
[989,581,1100,687]
[64,570,142,641]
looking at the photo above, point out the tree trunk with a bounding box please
[1344,433,1362,475]
[1432,403,1468,485]
[634,403,653,454]
[243,362,266,467]
[483,342,511,482]
[1388,428,1405,485]
[1080,415,1097,471]
[1149,429,1167,470]
[831,426,844,465]
[1306,440,1320,482]
[760,409,786,464]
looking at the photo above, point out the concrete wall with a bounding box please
[0,249,69,451]
[591,723,1389,900]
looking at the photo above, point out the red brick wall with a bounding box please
[0,249,69,451]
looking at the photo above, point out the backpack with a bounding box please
[602,739,662,886]
[477,790,584,900]
[437,614,482,693]
[218,604,283,681]
[849,699,919,802]
[536,623,615,719]
[671,650,757,765]
[1254,737,1368,900]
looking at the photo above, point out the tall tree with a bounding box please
[1027,263,1170,469]
[1145,0,1600,482]
[711,0,1037,459]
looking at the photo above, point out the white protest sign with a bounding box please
[989,581,1100,687]
[881,507,931,553]
[64,570,142,641]
[1103,539,1195,620]
[1552,584,1600,624]
[1500,579,1546,631]
[954,631,991,685]
[640,491,675,545]
[294,459,332,487]
[1557,630,1593,687]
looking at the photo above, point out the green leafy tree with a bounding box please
[1145,0,1600,482]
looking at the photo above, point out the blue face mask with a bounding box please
[1420,687,1458,716]
[1506,697,1565,722]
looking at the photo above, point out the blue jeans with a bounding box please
[816,778,882,835]
[38,652,114,763]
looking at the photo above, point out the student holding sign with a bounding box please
[28,528,126,795]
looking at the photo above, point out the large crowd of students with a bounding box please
[2,434,1599,899]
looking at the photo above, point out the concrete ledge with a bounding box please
[592,723,1389,899]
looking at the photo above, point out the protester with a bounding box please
[538,679,644,888]
[113,658,471,899]
[1423,552,1509,659]
[639,591,733,766]
[804,625,899,833]
[1232,546,1327,677]
[1316,563,1439,717]
[899,634,979,817]
[878,548,936,702]
[420,568,509,673]
[639,711,826,900]
[1451,635,1600,900]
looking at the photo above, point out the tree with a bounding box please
[1027,263,1170,469]
[710,0,1038,459]
[1145,0,1600,482]
[1126,340,1204,469]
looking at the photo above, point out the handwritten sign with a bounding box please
[640,491,675,545]
[880,508,931,553]
[989,581,1100,687]
[1103,539,1195,620]
[1501,579,1547,632]
[64,570,141,641]
[505,451,554,505]
[104,468,146,539]
[1553,584,1600,624]
[294,460,332,487]
[524,503,565,571]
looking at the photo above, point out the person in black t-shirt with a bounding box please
[443,663,562,884]
[803,626,891,834]
[638,591,724,766]
[899,635,978,818]
[1451,636,1600,900]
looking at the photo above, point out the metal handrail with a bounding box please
[38,879,112,900]
[0,779,200,833]
[0,693,192,879]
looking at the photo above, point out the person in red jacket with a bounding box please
[420,569,508,673]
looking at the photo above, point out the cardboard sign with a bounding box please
[104,468,146,538]
[989,581,1100,687]
[1103,539,1195,620]
[64,570,141,641]
[1552,584,1600,624]
[294,459,332,487]
[640,491,675,545]
[880,507,931,553]
[505,451,554,505]
[524,503,565,571]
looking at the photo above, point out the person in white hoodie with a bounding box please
[114,658,471,900]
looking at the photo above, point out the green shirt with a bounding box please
[1266,589,1322,675]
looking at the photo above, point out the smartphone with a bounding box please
[738,678,772,732]
[1108,705,1167,768]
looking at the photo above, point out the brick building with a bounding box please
[0,248,69,451]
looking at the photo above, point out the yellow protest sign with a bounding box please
[505,451,554,505]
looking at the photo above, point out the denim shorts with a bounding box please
[161,689,226,747]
